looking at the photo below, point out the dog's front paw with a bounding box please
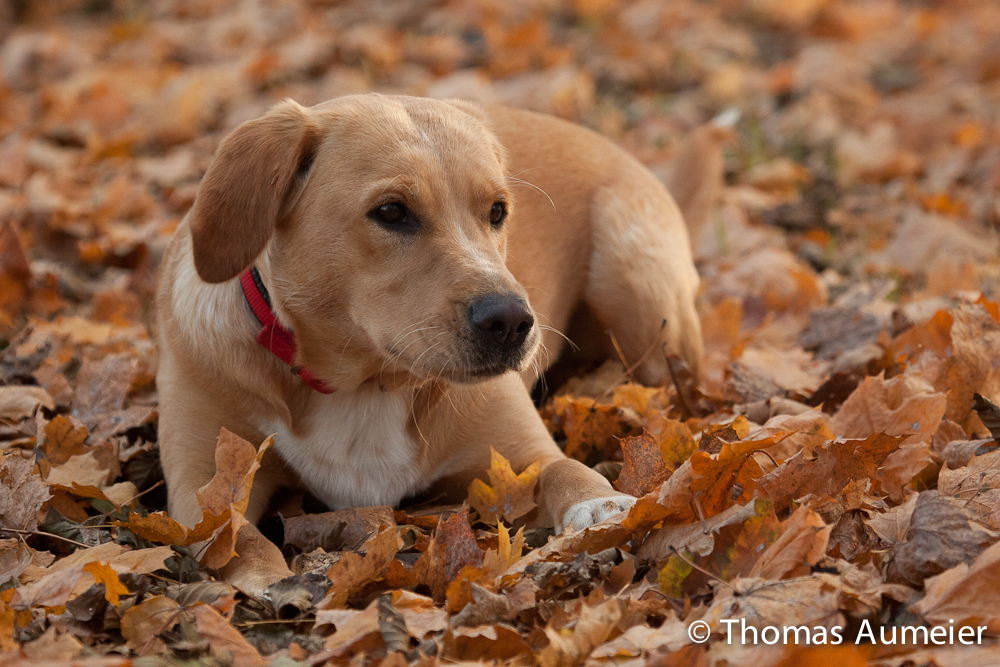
[557,495,636,533]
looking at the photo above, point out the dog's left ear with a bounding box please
[189,100,320,283]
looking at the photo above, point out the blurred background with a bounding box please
[1,0,999,400]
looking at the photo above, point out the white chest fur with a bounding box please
[265,387,428,510]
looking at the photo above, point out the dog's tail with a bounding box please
[662,110,737,251]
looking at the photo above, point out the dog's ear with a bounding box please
[189,100,320,283]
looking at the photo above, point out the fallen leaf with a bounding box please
[545,394,643,461]
[82,561,129,606]
[283,505,394,552]
[911,540,1000,624]
[0,453,50,532]
[191,602,266,667]
[886,491,998,586]
[467,447,539,525]
[938,449,1000,528]
[757,433,906,509]
[120,595,181,653]
[322,522,401,608]
[539,599,622,667]
[615,431,671,496]
[750,502,832,580]
[413,506,484,601]
[0,386,54,421]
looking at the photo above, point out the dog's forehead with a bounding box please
[313,95,505,177]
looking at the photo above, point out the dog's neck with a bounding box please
[240,265,336,393]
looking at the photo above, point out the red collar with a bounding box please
[240,266,335,394]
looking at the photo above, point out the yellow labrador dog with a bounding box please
[156,94,704,597]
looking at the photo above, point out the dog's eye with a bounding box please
[490,202,507,227]
[369,202,416,230]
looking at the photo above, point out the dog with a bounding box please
[155,93,705,597]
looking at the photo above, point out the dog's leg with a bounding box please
[584,175,704,384]
[159,367,292,598]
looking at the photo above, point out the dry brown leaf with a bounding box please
[467,447,539,525]
[0,539,32,588]
[191,602,266,667]
[390,589,449,638]
[114,430,272,569]
[0,222,30,329]
[283,505,394,552]
[120,595,181,654]
[19,626,84,661]
[322,522,401,609]
[482,522,525,577]
[830,373,947,445]
[646,415,698,470]
[0,386,54,421]
[321,600,383,655]
[615,430,671,496]
[10,563,86,609]
[442,623,533,661]
[539,598,622,667]
[0,453,50,533]
[545,394,643,461]
[886,491,998,586]
[590,613,690,659]
[911,539,1000,625]
[757,432,906,509]
[750,503,832,580]
[413,507,484,602]
[864,493,918,547]
[938,449,1000,529]
[638,500,765,561]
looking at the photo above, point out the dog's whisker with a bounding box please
[507,177,555,211]
[537,323,579,351]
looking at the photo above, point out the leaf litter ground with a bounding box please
[2,0,1000,665]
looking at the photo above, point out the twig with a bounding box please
[122,480,164,506]
[1,527,89,549]
[668,546,734,592]
[690,493,709,535]
[236,619,313,627]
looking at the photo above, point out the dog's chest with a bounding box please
[266,389,427,510]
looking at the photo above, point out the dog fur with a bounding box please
[156,94,704,597]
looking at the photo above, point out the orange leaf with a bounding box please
[82,561,129,606]
[467,448,539,525]
[615,431,670,497]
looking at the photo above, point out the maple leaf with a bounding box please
[757,432,906,509]
[467,447,539,525]
[544,395,643,461]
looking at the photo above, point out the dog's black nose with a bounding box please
[469,296,534,349]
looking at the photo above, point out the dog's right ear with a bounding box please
[189,100,320,283]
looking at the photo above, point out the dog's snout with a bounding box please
[469,296,534,349]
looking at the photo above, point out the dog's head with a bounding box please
[188,94,539,388]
